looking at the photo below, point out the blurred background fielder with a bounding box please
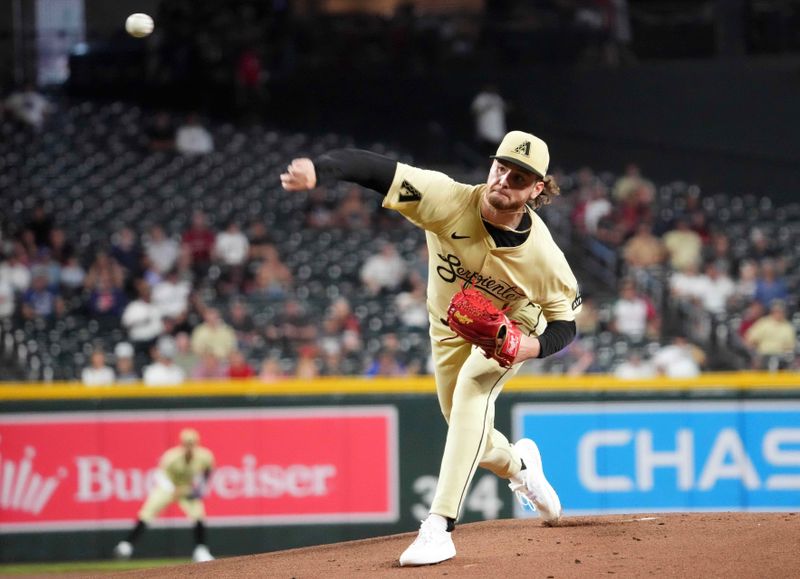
[113,428,216,563]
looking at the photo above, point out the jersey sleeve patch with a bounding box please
[572,290,582,310]
[398,179,422,202]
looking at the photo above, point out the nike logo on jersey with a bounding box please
[398,180,422,202]
[450,232,470,240]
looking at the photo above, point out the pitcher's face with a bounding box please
[485,160,543,211]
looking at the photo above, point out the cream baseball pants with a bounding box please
[428,327,525,520]
[138,485,206,522]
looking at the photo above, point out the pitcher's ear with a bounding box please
[528,180,545,201]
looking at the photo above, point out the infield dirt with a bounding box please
[110,512,797,578]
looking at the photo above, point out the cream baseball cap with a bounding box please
[491,130,549,178]
[180,428,200,445]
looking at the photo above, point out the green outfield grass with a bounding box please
[0,559,188,575]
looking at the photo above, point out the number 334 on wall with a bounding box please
[410,475,503,521]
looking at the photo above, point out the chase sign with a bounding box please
[512,402,800,515]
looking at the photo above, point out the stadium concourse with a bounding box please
[1,99,798,383]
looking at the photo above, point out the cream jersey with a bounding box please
[159,446,215,487]
[383,163,581,335]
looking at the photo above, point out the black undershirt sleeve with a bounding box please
[536,320,577,358]
[313,149,397,195]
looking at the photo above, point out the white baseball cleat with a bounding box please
[113,541,133,560]
[399,515,456,566]
[509,438,562,525]
[192,544,215,562]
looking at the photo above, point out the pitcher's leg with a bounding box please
[480,424,522,480]
[429,350,520,519]
[431,338,471,424]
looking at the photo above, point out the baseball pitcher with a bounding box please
[113,428,216,562]
[281,130,581,566]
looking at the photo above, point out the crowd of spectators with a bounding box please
[1,97,797,386]
[563,162,798,375]
[0,174,428,385]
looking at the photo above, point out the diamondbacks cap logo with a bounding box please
[0,445,65,515]
[513,141,531,157]
[398,180,422,202]
[491,131,550,177]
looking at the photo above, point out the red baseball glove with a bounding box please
[446,287,522,368]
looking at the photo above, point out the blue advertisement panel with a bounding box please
[512,402,800,516]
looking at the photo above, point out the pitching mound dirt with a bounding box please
[114,513,798,578]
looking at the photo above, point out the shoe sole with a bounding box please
[515,439,562,525]
[399,546,456,567]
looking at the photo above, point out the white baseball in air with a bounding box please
[125,13,154,38]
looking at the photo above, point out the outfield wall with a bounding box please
[1,373,799,562]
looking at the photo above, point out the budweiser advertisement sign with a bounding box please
[0,407,399,532]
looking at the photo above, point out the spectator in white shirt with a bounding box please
[213,220,249,294]
[213,221,250,266]
[121,280,164,351]
[144,225,180,275]
[610,279,659,341]
[360,241,407,296]
[669,262,706,303]
[613,350,656,380]
[651,336,703,378]
[81,349,116,386]
[0,247,31,293]
[143,336,185,386]
[471,85,507,154]
[583,185,613,235]
[695,261,736,315]
[151,268,191,323]
[175,113,214,156]
[395,276,429,329]
[0,275,15,319]
[114,342,139,383]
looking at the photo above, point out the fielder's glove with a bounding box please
[446,286,522,368]
[188,478,207,500]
